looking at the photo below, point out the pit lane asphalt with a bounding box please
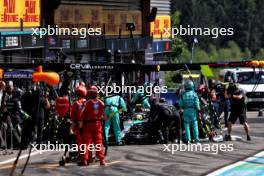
[0,111,263,176]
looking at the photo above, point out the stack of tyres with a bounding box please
[197,111,213,139]
[197,98,215,140]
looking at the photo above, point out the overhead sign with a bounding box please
[5,36,19,47]
[0,31,43,49]
[0,0,40,27]
[150,16,171,39]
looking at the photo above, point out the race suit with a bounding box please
[80,99,105,162]
[228,89,247,125]
[179,90,200,143]
[2,91,30,148]
[209,88,220,129]
[70,98,86,148]
[154,102,181,143]
[104,95,127,144]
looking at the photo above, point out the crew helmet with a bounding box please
[184,80,194,90]
[76,85,87,97]
[87,85,99,98]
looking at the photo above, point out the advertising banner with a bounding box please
[104,11,118,35]
[54,5,103,28]
[128,11,142,35]
[0,0,40,27]
[55,5,142,36]
[150,16,171,39]
[101,10,142,35]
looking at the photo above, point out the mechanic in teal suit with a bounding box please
[131,92,151,110]
[131,82,152,110]
[179,80,200,144]
[104,94,127,145]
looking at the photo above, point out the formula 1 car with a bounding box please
[107,111,147,145]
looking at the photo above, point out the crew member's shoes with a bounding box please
[78,161,88,166]
[225,135,231,141]
[88,157,95,164]
[194,140,200,144]
[247,135,251,141]
[116,142,124,146]
[177,140,182,144]
[100,159,106,166]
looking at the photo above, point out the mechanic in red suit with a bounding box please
[79,86,105,166]
[70,85,87,151]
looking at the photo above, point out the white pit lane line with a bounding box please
[207,151,264,176]
[0,150,48,166]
